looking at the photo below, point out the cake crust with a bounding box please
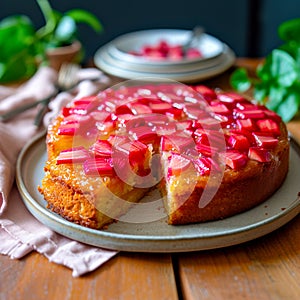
[38,84,290,229]
[164,139,289,224]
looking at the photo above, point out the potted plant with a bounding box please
[0,0,103,83]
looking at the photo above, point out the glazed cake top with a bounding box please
[53,83,286,179]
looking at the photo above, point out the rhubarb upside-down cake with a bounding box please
[38,83,289,229]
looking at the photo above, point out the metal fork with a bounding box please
[0,63,80,125]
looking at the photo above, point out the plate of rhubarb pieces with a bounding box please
[94,29,236,82]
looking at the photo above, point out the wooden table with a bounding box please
[1,58,299,300]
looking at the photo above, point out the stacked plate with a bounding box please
[94,29,236,83]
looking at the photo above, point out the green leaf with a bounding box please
[35,0,60,40]
[256,58,273,82]
[230,68,251,92]
[229,17,300,122]
[0,51,37,83]
[253,82,269,103]
[0,63,5,78]
[277,92,300,122]
[66,9,103,32]
[278,18,300,43]
[278,41,300,59]
[266,85,287,111]
[0,15,38,82]
[0,15,36,60]
[54,16,76,44]
[0,15,31,29]
[266,49,297,87]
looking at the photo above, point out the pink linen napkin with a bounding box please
[0,66,119,277]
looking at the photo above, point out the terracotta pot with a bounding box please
[46,40,82,71]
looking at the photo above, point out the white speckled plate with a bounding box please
[16,132,300,252]
[107,29,224,65]
[94,29,236,83]
[94,45,235,83]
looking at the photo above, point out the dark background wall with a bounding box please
[1,0,300,63]
[256,0,300,55]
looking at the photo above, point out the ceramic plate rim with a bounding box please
[96,43,230,74]
[16,132,300,252]
[94,46,236,83]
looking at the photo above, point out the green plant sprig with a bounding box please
[0,0,103,83]
[230,18,300,122]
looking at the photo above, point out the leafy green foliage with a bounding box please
[230,67,251,92]
[0,0,102,83]
[66,9,103,32]
[230,18,300,122]
[0,15,38,82]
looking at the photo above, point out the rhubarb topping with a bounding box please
[58,123,80,136]
[55,83,284,176]
[252,133,279,149]
[57,147,89,164]
[193,157,212,175]
[83,158,115,176]
[223,151,248,170]
[161,134,194,153]
[256,119,281,136]
[114,140,151,176]
[248,147,272,163]
[89,140,112,157]
[193,85,217,101]
[167,153,193,177]
[227,133,250,151]
[128,125,158,145]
